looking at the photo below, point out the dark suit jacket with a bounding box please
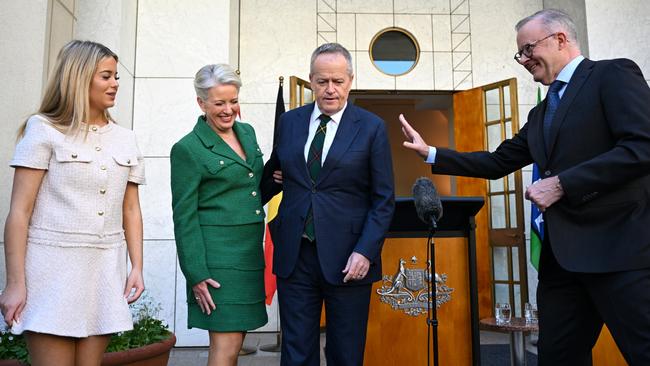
[262,103,395,285]
[432,58,650,273]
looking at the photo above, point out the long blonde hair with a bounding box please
[18,40,118,138]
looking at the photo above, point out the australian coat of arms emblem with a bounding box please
[376,257,453,316]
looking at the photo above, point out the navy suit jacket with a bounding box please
[432,58,650,273]
[262,102,395,285]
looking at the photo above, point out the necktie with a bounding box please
[304,114,330,241]
[543,80,565,151]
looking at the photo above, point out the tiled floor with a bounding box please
[168,331,537,365]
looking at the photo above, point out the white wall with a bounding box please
[585,0,650,83]
[0,0,72,290]
[75,0,138,128]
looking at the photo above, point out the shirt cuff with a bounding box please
[425,146,437,164]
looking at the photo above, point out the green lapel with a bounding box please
[192,116,254,168]
[232,121,258,166]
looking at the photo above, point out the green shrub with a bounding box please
[105,295,170,352]
[0,331,29,363]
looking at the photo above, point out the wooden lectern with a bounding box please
[364,196,484,366]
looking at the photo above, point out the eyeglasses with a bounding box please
[514,33,557,62]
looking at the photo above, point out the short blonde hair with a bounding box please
[19,40,118,138]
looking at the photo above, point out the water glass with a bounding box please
[525,302,539,324]
[495,303,511,324]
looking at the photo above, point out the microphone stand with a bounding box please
[427,218,439,366]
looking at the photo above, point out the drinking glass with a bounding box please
[525,302,538,324]
[495,303,511,324]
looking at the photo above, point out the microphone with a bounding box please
[412,177,443,228]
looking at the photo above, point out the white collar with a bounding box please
[310,102,348,124]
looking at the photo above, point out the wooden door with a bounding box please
[452,85,493,321]
[452,78,529,319]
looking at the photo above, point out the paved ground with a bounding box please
[167,331,538,365]
[168,332,302,366]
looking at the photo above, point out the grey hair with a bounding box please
[310,43,354,76]
[515,9,580,49]
[194,64,242,100]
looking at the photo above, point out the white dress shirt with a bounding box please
[304,103,347,164]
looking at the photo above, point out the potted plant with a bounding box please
[0,331,28,366]
[0,293,175,366]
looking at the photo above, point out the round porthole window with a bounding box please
[370,28,419,76]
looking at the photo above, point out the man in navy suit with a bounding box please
[400,9,650,366]
[263,43,395,366]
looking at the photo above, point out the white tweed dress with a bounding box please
[9,115,146,337]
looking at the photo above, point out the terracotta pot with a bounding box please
[101,333,176,366]
[0,360,26,366]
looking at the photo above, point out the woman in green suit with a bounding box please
[170,64,268,366]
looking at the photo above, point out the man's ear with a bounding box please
[556,32,569,50]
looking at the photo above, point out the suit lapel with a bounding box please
[193,117,250,168]
[547,59,594,155]
[317,105,361,183]
[232,122,257,167]
[291,104,314,183]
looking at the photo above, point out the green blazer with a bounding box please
[170,116,266,286]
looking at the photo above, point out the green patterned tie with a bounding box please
[304,114,330,241]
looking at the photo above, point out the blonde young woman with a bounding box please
[0,40,145,366]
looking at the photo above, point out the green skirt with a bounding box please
[187,222,268,332]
